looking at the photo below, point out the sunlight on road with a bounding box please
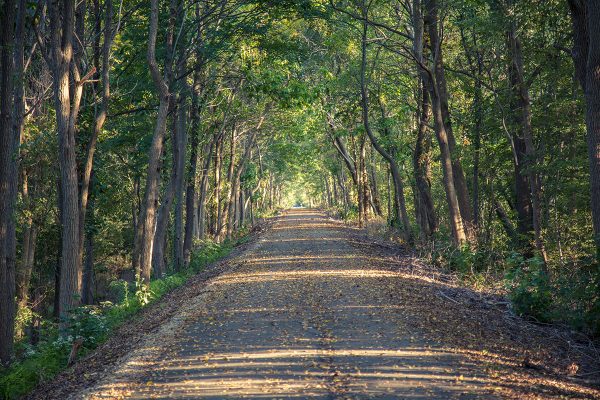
[84,210,598,399]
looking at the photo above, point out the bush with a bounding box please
[505,255,553,322]
[431,245,497,276]
[64,305,110,347]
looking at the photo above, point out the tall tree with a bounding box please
[569,0,600,260]
[359,6,412,241]
[133,0,172,284]
[0,0,17,365]
[422,0,467,245]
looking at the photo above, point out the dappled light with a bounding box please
[81,210,600,399]
[2,0,599,396]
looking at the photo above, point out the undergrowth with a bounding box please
[430,244,600,337]
[0,236,244,400]
[332,209,600,337]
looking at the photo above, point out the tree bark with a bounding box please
[423,0,467,245]
[0,0,17,364]
[79,0,113,271]
[183,69,202,266]
[17,175,36,311]
[422,0,473,233]
[47,0,86,328]
[411,0,437,240]
[133,0,171,283]
[173,73,187,271]
[152,104,179,277]
[413,83,437,239]
[506,16,547,263]
[197,137,216,240]
[568,0,600,260]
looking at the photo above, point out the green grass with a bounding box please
[0,237,243,400]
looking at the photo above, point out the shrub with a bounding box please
[505,255,553,322]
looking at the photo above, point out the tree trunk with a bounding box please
[413,83,437,239]
[133,0,171,283]
[220,127,237,239]
[197,137,216,240]
[152,105,179,277]
[79,0,113,270]
[183,69,202,266]
[472,53,483,230]
[423,0,467,246]
[507,18,547,263]
[412,0,437,241]
[568,0,600,260]
[0,0,18,364]
[17,177,36,311]
[82,220,94,305]
[173,72,187,272]
[48,0,85,328]
[360,13,409,237]
[368,152,383,217]
[213,135,224,237]
[429,19,473,233]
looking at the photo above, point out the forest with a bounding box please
[0,0,599,397]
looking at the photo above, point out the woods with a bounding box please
[0,0,599,397]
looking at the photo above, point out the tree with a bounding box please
[0,0,17,365]
[569,0,600,261]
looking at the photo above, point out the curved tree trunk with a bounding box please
[359,15,411,240]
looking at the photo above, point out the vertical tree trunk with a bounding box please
[152,105,178,277]
[413,83,437,239]
[48,0,85,328]
[16,173,36,311]
[79,0,113,269]
[568,0,600,260]
[412,0,437,240]
[507,18,547,262]
[14,0,29,318]
[213,135,224,237]
[16,221,36,318]
[423,0,467,245]
[183,69,202,265]
[134,0,171,283]
[0,0,17,364]
[584,2,600,260]
[471,51,483,229]
[220,127,237,239]
[173,70,187,271]
[82,209,94,305]
[197,138,216,240]
[428,16,473,232]
[368,152,383,216]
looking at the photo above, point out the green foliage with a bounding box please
[505,255,553,322]
[64,305,110,345]
[431,245,498,278]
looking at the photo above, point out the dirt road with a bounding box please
[68,210,599,399]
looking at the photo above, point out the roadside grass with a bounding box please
[0,235,247,400]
